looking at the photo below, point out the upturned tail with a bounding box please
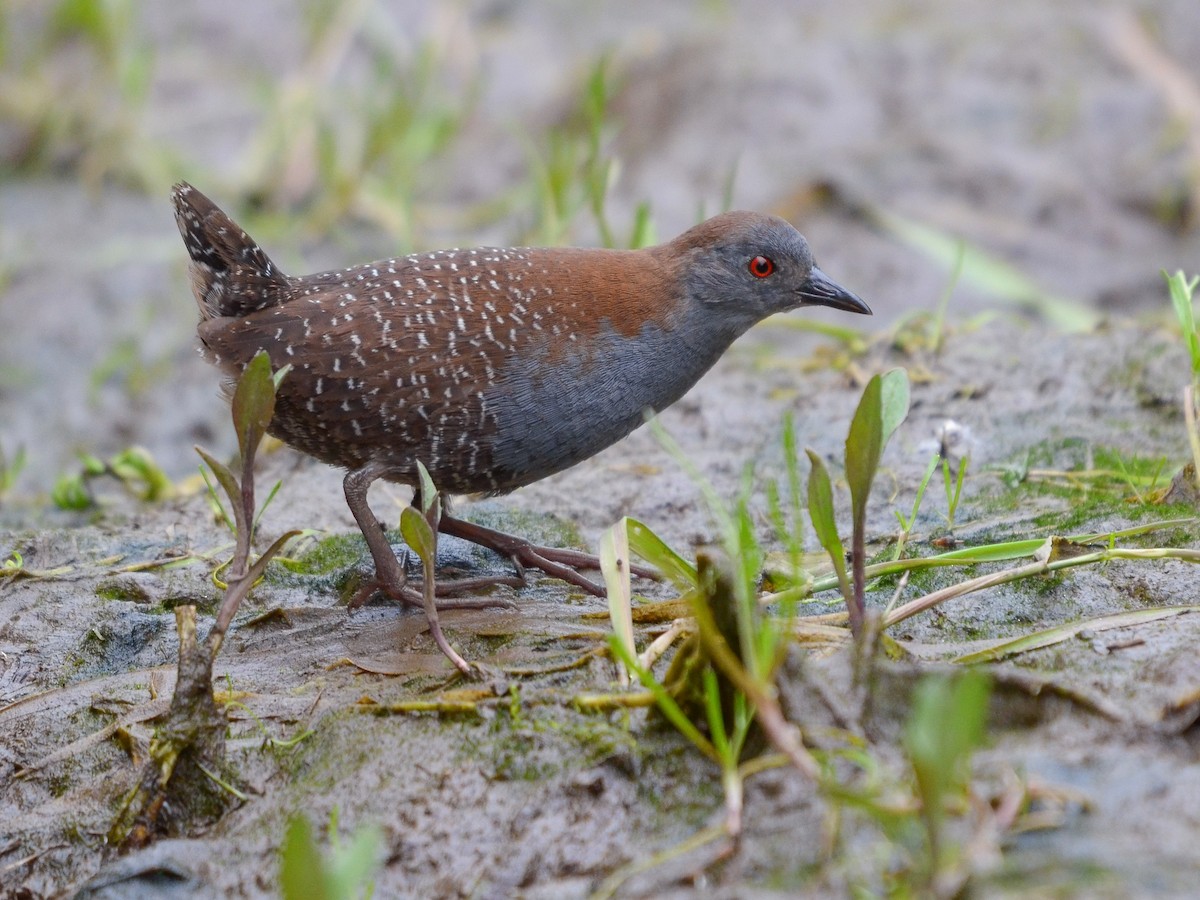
[171,182,290,320]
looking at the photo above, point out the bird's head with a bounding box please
[671,211,870,327]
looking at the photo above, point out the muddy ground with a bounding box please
[2,1,1200,897]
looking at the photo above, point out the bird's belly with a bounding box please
[483,320,725,491]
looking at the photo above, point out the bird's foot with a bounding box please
[437,514,659,597]
[346,569,512,677]
[344,467,519,676]
[346,573,517,612]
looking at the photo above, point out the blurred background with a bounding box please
[0,0,1197,501]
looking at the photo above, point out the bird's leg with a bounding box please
[343,468,489,675]
[343,465,415,609]
[342,467,512,612]
[436,513,659,597]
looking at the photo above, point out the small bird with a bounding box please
[173,183,870,671]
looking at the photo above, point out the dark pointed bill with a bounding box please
[798,266,872,315]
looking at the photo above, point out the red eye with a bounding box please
[749,255,774,278]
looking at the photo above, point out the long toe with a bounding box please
[437,515,661,596]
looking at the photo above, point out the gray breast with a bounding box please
[483,309,746,490]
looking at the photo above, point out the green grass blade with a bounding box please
[607,635,717,760]
[953,605,1200,665]
[703,668,730,759]
[876,209,1099,331]
[1165,270,1200,376]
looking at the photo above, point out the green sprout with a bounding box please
[0,443,26,499]
[941,456,968,531]
[808,368,911,637]
[110,351,299,848]
[51,446,173,510]
[1165,271,1200,492]
[279,810,382,900]
[904,670,992,895]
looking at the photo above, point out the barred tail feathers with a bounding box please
[171,182,289,320]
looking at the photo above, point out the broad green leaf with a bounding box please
[399,506,436,565]
[195,447,240,514]
[904,671,991,818]
[904,668,991,865]
[1166,270,1196,338]
[231,351,277,462]
[844,374,884,532]
[806,449,852,607]
[805,450,842,562]
[844,370,909,581]
[879,368,911,447]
